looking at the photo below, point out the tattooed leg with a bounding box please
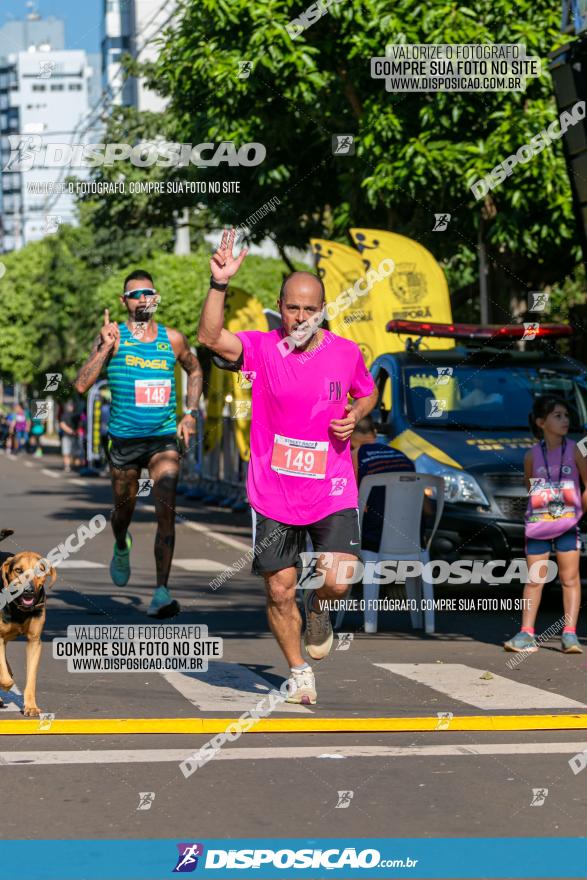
[148,450,179,586]
[110,466,140,549]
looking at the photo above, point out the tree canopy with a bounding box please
[2,0,585,389]
[138,0,576,304]
[0,223,289,387]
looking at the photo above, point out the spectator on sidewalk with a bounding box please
[28,412,45,457]
[76,407,87,469]
[59,401,80,473]
[0,409,9,450]
[99,396,111,473]
[7,403,29,455]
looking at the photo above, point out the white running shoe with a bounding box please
[147,585,180,618]
[303,589,333,661]
[285,667,317,705]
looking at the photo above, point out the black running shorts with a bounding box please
[107,434,179,471]
[251,507,361,575]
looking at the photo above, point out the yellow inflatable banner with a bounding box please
[311,238,390,366]
[203,361,230,454]
[225,287,268,462]
[349,228,453,352]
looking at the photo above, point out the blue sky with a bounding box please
[2,0,101,54]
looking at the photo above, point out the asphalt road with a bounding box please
[1,447,587,869]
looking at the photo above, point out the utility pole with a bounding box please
[174,207,191,255]
[478,212,490,323]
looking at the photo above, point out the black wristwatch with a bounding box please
[209,276,228,291]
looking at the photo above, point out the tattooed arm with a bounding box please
[74,309,120,394]
[169,330,203,447]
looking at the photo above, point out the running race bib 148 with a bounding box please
[271,434,328,480]
[134,379,172,407]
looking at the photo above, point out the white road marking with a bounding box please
[56,561,105,569]
[377,663,587,710]
[2,741,587,765]
[41,469,60,479]
[69,479,88,487]
[161,661,310,714]
[0,683,23,712]
[142,504,251,553]
[173,559,229,573]
[182,520,251,553]
[23,462,34,468]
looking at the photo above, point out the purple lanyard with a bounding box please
[540,438,566,486]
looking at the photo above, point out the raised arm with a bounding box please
[197,228,247,362]
[74,309,120,394]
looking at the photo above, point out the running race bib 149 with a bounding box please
[134,379,172,407]
[271,434,328,480]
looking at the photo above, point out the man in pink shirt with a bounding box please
[198,229,377,704]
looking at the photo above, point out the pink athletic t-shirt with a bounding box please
[235,328,375,526]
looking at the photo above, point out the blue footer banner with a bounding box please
[3,838,587,879]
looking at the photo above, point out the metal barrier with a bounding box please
[85,381,250,511]
[177,406,249,512]
[83,380,108,475]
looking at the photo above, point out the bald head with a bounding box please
[277,271,326,349]
[280,271,325,306]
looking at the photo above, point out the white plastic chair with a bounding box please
[336,472,445,635]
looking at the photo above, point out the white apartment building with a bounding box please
[102,0,177,112]
[102,0,134,107]
[0,48,94,251]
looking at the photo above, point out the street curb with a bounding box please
[3,714,587,735]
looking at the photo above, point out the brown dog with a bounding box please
[0,552,56,717]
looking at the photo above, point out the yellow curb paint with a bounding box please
[1,715,587,735]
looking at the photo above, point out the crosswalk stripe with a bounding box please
[161,662,311,714]
[376,663,587,710]
[141,503,252,552]
[2,741,587,765]
[181,519,251,553]
[41,469,60,479]
[56,561,105,569]
[173,558,228,572]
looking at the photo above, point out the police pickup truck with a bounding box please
[370,320,587,562]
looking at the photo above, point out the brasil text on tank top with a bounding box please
[106,323,177,438]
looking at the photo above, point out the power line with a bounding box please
[3,128,105,138]
[68,0,178,138]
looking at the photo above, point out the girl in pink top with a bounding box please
[505,396,587,654]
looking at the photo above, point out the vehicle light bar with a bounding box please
[386,320,573,340]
